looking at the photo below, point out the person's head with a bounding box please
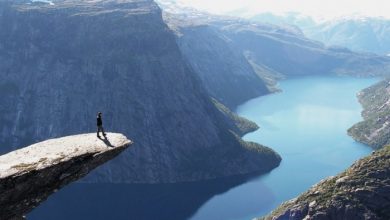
[98,112,102,116]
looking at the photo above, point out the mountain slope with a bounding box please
[305,17,390,55]
[159,2,390,100]
[250,13,390,55]
[174,23,270,109]
[348,79,390,148]
[212,98,259,136]
[261,146,390,220]
[0,0,280,183]
[220,22,390,77]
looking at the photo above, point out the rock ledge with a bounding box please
[0,133,132,219]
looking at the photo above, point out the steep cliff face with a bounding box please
[174,22,270,109]
[0,133,131,220]
[0,0,280,183]
[348,79,390,149]
[261,146,390,220]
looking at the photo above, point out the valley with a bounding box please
[1,0,390,219]
[28,76,378,220]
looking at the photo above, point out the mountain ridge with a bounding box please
[248,12,390,55]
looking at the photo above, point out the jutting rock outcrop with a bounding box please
[260,146,390,220]
[0,133,132,220]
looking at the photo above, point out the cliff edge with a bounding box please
[0,133,132,220]
[260,146,390,220]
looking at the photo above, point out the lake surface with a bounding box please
[190,76,377,220]
[29,76,377,220]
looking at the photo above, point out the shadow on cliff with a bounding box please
[27,172,272,220]
[98,136,113,147]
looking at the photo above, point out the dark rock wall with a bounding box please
[177,24,270,109]
[0,0,280,183]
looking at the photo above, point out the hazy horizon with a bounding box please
[172,0,390,20]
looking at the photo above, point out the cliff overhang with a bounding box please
[0,133,132,219]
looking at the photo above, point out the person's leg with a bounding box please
[97,126,102,137]
[101,126,106,136]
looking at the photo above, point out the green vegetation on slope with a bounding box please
[261,146,390,220]
[212,98,259,136]
[348,79,390,148]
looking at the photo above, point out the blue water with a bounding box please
[189,76,377,220]
[29,76,377,220]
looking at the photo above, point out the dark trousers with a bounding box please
[97,125,105,136]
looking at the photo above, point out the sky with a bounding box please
[176,0,390,20]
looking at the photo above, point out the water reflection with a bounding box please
[28,174,262,220]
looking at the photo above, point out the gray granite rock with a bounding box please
[175,23,270,109]
[0,133,132,220]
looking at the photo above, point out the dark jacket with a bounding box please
[97,116,103,126]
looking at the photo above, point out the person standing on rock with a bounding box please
[97,112,106,138]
